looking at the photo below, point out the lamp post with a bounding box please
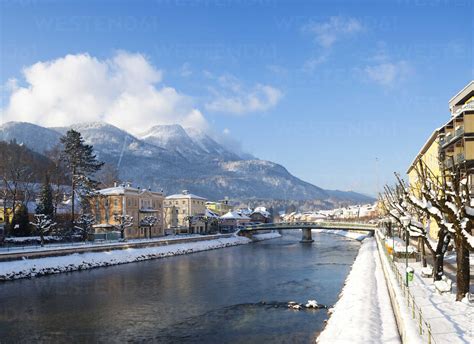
[401,217,411,287]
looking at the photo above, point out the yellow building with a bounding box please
[406,130,440,239]
[91,182,165,239]
[0,202,14,224]
[439,81,474,175]
[164,190,207,234]
[205,198,233,216]
[407,80,474,239]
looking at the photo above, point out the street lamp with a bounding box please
[401,216,411,287]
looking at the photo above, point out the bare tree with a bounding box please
[113,214,133,240]
[392,160,473,300]
[30,214,56,247]
[140,215,157,239]
[381,180,450,282]
[45,144,69,219]
[75,214,96,241]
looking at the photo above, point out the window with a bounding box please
[114,199,118,207]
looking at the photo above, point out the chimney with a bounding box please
[113,181,118,187]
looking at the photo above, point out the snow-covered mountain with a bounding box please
[138,124,241,162]
[0,121,374,204]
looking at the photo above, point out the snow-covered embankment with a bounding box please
[312,228,368,241]
[0,232,282,282]
[317,238,400,343]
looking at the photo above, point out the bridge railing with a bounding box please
[244,221,377,230]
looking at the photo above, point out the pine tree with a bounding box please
[60,130,104,225]
[36,175,54,219]
[11,204,30,236]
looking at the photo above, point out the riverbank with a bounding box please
[317,237,400,343]
[311,228,369,241]
[0,233,280,281]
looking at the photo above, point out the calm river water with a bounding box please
[0,231,360,343]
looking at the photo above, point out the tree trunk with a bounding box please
[419,237,427,268]
[40,232,44,247]
[455,235,470,301]
[432,230,449,281]
[71,167,75,228]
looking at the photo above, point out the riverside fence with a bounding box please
[376,232,437,344]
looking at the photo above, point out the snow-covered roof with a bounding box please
[205,209,219,218]
[97,185,163,196]
[166,191,206,201]
[220,211,251,220]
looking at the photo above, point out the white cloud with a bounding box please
[205,74,283,115]
[1,52,208,134]
[303,16,364,49]
[179,62,192,77]
[364,60,411,87]
[302,54,328,73]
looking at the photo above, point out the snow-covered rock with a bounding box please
[421,266,433,278]
[434,276,452,294]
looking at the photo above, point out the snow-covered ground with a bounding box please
[393,260,473,343]
[312,228,369,241]
[376,232,473,344]
[0,236,252,281]
[0,234,208,255]
[0,232,283,281]
[317,238,400,343]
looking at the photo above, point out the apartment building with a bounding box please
[205,198,233,216]
[90,182,165,239]
[163,190,207,233]
[406,81,474,239]
[439,81,474,172]
[406,130,440,239]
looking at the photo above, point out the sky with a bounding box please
[0,0,473,196]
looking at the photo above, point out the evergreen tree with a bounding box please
[60,130,104,225]
[11,204,30,236]
[36,175,54,218]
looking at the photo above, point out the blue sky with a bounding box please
[1,0,473,196]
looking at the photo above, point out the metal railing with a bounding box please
[244,221,377,231]
[376,232,437,344]
[455,126,464,137]
[455,153,465,164]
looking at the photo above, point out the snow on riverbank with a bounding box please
[0,236,251,281]
[317,238,400,344]
[312,228,369,241]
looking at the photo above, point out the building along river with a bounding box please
[0,231,361,343]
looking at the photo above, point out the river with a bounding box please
[0,231,361,343]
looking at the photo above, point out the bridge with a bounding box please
[242,222,378,243]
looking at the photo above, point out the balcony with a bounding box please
[441,127,464,148]
[455,153,465,164]
[461,102,474,112]
[455,126,464,137]
[445,158,454,168]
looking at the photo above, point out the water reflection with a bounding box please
[0,232,360,343]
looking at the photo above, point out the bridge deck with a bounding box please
[243,222,377,232]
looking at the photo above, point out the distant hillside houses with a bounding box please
[281,203,378,223]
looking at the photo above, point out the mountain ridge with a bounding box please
[0,121,374,205]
